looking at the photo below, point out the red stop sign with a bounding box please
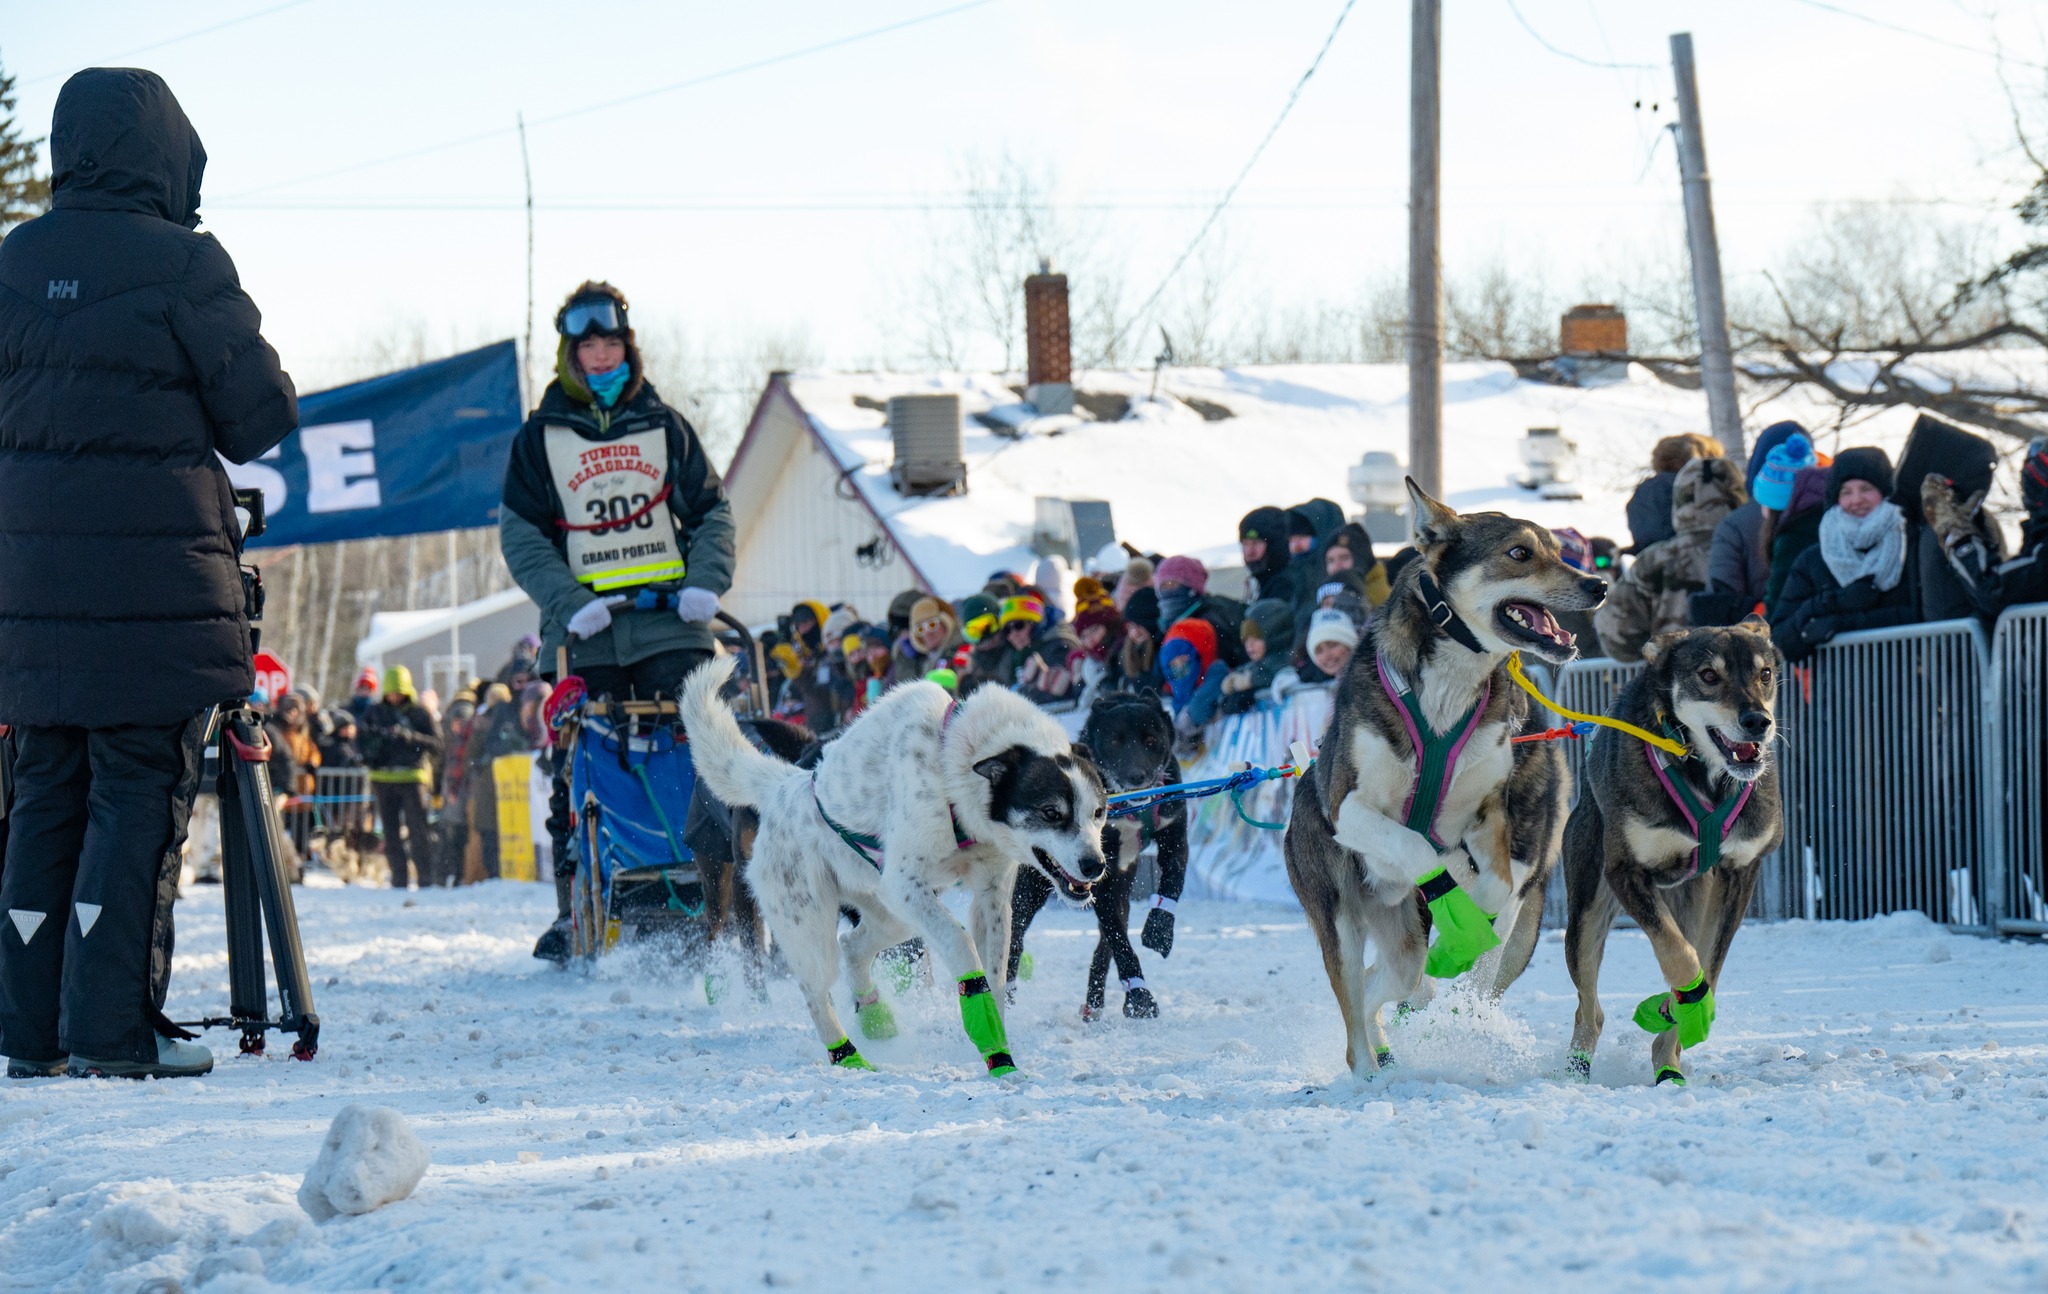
[253,651,291,703]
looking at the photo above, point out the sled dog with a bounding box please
[1561,619,1784,1086]
[680,654,1107,1075]
[1285,480,1605,1079]
[1007,690,1188,1020]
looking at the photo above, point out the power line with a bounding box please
[219,0,997,200]
[1787,0,2048,73]
[203,192,2005,214]
[22,0,318,87]
[1501,0,1657,70]
[1084,0,1359,370]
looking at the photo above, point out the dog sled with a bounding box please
[558,615,771,962]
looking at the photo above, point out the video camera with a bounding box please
[233,488,267,648]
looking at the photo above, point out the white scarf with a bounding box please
[1818,500,1907,591]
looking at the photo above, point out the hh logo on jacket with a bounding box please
[47,280,79,300]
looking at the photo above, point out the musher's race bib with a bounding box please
[542,425,686,592]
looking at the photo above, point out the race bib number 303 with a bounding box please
[542,425,686,592]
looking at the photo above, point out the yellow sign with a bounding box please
[493,753,537,881]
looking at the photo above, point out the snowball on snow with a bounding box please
[298,1104,430,1221]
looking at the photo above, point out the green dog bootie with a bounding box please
[957,973,1018,1077]
[1018,950,1036,981]
[1633,992,1677,1034]
[884,948,919,995]
[1671,974,1715,1048]
[1635,974,1714,1048]
[854,989,898,1041]
[827,1037,874,1071]
[704,971,726,1006]
[1416,866,1500,979]
[1567,1049,1593,1081]
[1654,1066,1687,1087]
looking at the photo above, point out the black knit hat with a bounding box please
[1238,506,1288,544]
[1825,446,1895,503]
[1123,586,1162,639]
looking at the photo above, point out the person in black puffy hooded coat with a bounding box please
[0,70,297,1077]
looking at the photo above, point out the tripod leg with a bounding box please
[216,730,270,1054]
[225,715,320,1059]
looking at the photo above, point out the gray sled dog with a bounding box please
[679,654,1107,1076]
[1561,619,1783,1087]
[1285,480,1605,1079]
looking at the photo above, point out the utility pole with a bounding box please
[1669,33,1745,463]
[1407,0,1443,498]
[517,112,536,409]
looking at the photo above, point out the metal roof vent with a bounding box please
[887,394,966,497]
[1032,497,1115,563]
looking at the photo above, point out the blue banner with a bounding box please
[228,340,524,547]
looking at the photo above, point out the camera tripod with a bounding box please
[169,489,319,1059]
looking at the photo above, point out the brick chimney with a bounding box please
[1024,260,1074,415]
[1559,304,1626,357]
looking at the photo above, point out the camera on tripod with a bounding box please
[177,485,320,1059]
[233,487,267,644]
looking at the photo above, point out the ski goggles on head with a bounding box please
[556,296,626,339]
[962,613,997,643]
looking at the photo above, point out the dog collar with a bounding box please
[1415,569,1487,654]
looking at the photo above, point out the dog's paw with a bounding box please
[1654,1065,1687,1088]
[1566,1049,1592,1082]
[1122,986,1159,1019]
[1374,1046,1395,1071]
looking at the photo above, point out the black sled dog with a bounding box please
[1007,691,1188,1020]
[1562,619,1784,1086]
[1284,480,1605,1079]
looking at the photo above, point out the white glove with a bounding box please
[567,595,628,640]
[674,587,720,623]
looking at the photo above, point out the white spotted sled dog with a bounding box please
[1561,619,1784,1087]
[679,654,1108,1076]
[1284,480,1606,1080]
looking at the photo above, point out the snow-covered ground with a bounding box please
[4,881,2046,1292]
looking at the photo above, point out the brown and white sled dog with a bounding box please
[1285,481,1605,1079]
[680,654,1107,1075]
[1562,620,1784,1086]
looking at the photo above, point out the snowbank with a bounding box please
[0,884,2043,1291]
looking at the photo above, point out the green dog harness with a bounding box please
[1644,721,1754,883]
[1374,653,1492,851]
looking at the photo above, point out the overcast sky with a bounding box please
[10,0,2048,390]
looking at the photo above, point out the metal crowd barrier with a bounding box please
[1541,615,2027,932]
[1988,603,2048,936]
[284,767,377,882]
[1157,606,2042,933]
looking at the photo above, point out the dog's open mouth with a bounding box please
[1034,848,1094,904]
[1710,729,1768,774]
[1496,599,1577,657]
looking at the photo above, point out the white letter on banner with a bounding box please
[220,445,289,519]
[303,420,383,513]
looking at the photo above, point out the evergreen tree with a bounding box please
[0,53,52,238]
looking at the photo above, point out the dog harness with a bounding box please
[1374,653,1492,851]
[814,699,976,872]
[1643,720,1754,883]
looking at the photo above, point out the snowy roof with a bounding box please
[358,586,534,657]
[760,356,2032,602]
